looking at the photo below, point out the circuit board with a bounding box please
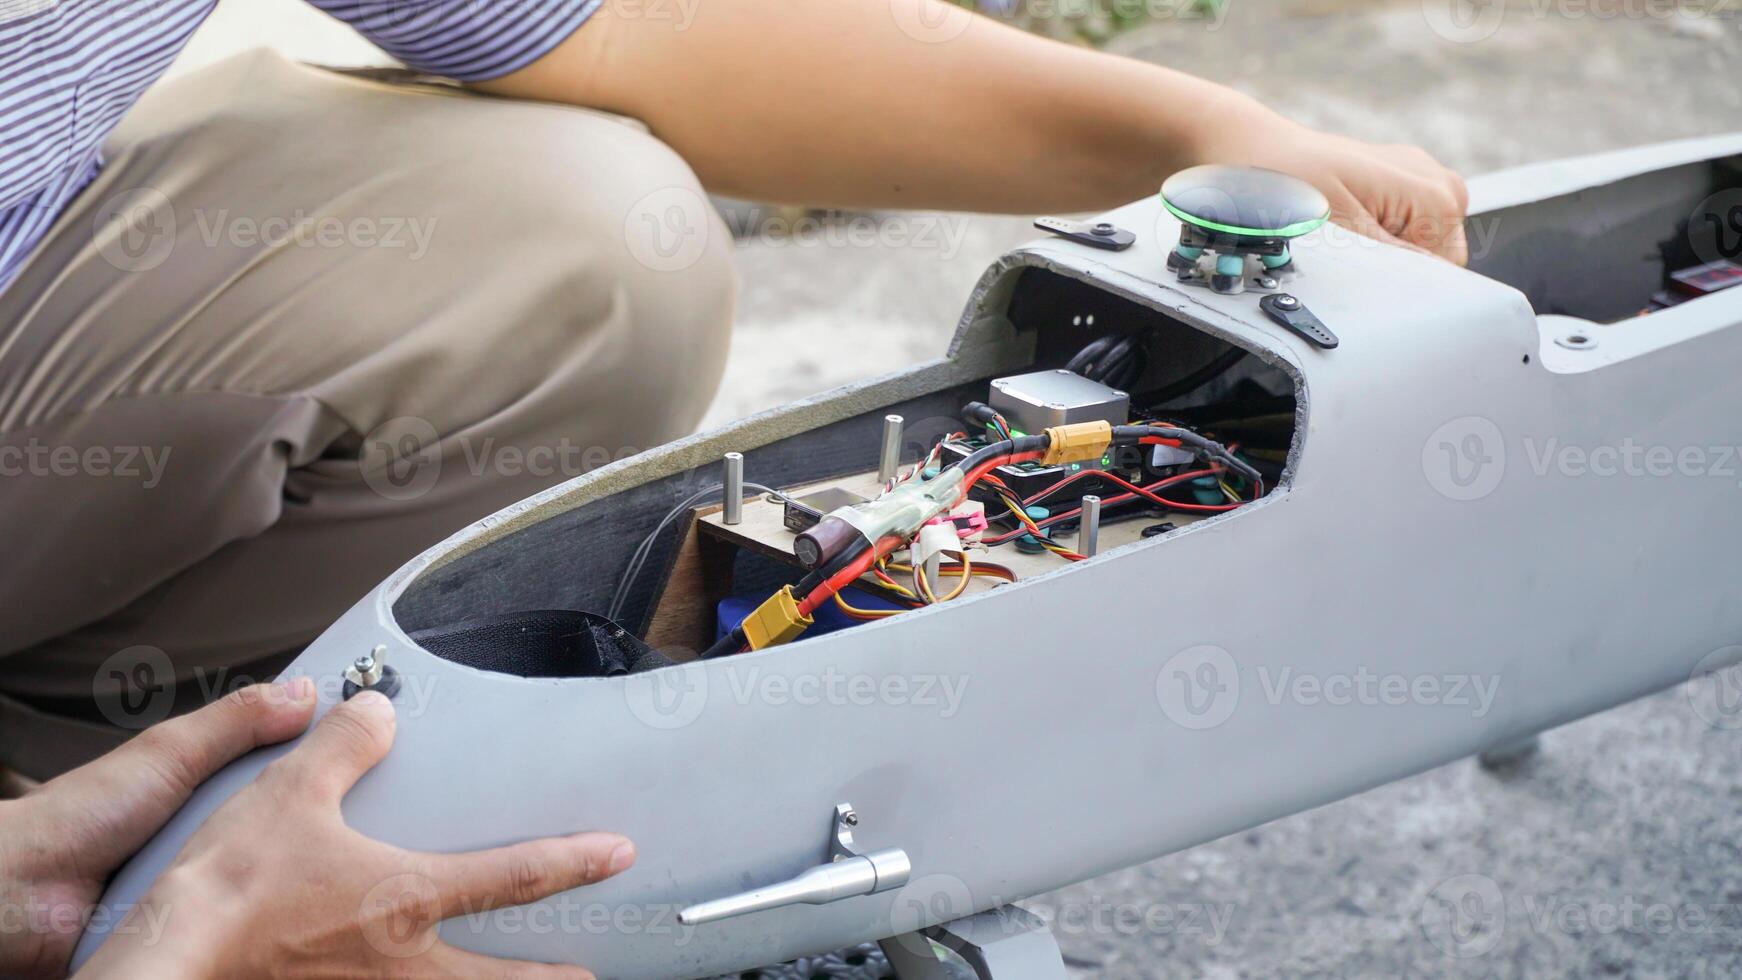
[696,469,1208,600]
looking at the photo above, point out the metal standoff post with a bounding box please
[878,415,904,484]
[723,452,745,526]
[1080,495,1102,557]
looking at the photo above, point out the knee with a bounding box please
[454,112,735,436]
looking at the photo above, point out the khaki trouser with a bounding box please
[0,49,735,777]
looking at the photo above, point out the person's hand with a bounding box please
[75,689,635,980]
[1194,98,1471,265]
[0,679,320,979]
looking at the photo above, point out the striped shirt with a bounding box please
[0,0,600,293]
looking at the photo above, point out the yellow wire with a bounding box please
[832,592,902,619]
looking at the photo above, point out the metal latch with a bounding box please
[677,803,912,926]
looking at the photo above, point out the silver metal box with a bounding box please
[988,368,1130,435]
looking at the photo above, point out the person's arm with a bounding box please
[73,690,632,980]
[474,0,1469,262]
[0,681,631,979]
[0,682,317,979]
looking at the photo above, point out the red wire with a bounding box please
[964,450,1042,491]
[984,467,1242,545]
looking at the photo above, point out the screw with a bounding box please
[843,810,860,827]
[1092,223,1115,236]
[353,654,375,672]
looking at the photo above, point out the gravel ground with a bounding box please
[176,2,1742,976]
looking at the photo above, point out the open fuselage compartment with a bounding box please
[1468,153,1742,322]
[391,264,1302,673]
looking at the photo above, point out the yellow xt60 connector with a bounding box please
[1039,420,1114,467]
[742,585,814,649]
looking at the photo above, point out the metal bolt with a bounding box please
[878,416,904,484]
[723,452,744,526]
[843,810,860,827]
[1092,223,1115,236]
[346,645,388,688]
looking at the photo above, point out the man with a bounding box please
[0,0,1465,969]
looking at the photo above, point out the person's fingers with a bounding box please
[427,832,636,914]
[52,679,318,856]
[1394,176,1469,265]
[268,690,397,803]
[428,943,595,980]
[1324,188,1428,255]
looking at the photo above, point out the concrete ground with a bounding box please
[173,1,1742,976]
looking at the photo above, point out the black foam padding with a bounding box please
[408,610,674,678]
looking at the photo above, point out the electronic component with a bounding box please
[783,487,869,533]
[988,369,1130,435]
[740,585,812,650]
[1260,293,1338,349]
[1670,260,1742,298]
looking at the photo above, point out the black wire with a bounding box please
[1138,345,1248,406]
[700,626,744,660]
[948,434,1049,475]
[1065,336,1116,377]
[1111,425,1263,491]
